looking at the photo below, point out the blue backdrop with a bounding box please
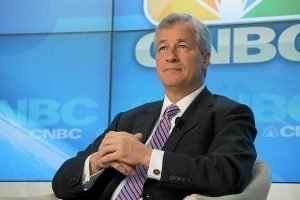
[0,0,299,182]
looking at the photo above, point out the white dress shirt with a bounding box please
[82,84,205,199]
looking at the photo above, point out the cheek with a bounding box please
[184,57,204,78]
[155,57,163,69]
[183,56,199,70]
[156,63,163,75]
[155,64,164,80]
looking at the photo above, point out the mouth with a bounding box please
[163,67,182,72]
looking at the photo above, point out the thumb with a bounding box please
[134,133,143,141]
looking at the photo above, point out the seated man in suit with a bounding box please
[52,13,257,200]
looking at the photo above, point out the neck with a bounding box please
[165,83,203,103]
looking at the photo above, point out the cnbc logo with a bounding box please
[136,0,300,67]
[144,0,300,25]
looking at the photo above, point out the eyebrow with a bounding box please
[157,38,188,46]
[157,40,167,47]
[177,39,188,43]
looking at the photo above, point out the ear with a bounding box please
[202,52,210,70]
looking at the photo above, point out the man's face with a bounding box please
[155,22,209,93]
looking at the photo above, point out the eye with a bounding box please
[178,44,187,49]
[158,46,167,52]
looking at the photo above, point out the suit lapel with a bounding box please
[163,87,214,152]
[131,101,163,144]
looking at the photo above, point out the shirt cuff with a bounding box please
[147,149,164,180]
[82,154,104,190]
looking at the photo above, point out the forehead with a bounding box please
[156,22,196,43]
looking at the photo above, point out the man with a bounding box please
[52,13,257,200]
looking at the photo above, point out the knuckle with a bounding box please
[105,154,112,160]
[118,150,125,157]
[106,131,113,137]
[101,139,107,145]
[113,162,119,168]
[101,146,107,153]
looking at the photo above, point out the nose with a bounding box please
[166,48,179,63]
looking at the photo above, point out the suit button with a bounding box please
[169,175,175,181]
[144,194,151,199]
[153,169,160,175]
[175,176,181,181]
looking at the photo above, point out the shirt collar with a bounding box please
[161,84,206,117]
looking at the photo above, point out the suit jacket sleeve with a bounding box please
[52,101,161,200]
[52,113,123,199]
[144,102,257,198]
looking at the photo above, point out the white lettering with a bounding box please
[135,24,300,66]
[280,126,300,137]
[210,28,231,64]
[233,26,276,63]
[29,129,82,139]
[278,24,300,61]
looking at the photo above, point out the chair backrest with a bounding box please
[184,160,272,200]
[0,182,60,200]
[0,193,59,200]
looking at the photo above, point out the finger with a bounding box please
[110,161,135,175]
[104,131,116,138]
[89,152,106,173]
[98,145,105,157]
[134,133,143,141]
[109,162,126,174]
[100,151,120,164]
[100,143,119,156]
[98,145,109,157]
[105,131,127,139]
[98,141,104,151]
[118,162,136,175]
[102,136,123,146]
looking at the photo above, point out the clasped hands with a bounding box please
[89,131,153,176]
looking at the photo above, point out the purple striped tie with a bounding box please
[116,104,180,200]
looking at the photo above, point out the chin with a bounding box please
[163,82,182,88]
[161,76,183,84]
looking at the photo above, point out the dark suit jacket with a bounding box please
[52,88,257,200]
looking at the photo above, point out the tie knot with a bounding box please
[164,104,180,119]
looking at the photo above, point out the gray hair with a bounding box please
[154,13,211,56]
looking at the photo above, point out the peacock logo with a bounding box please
[144,0,300,25]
